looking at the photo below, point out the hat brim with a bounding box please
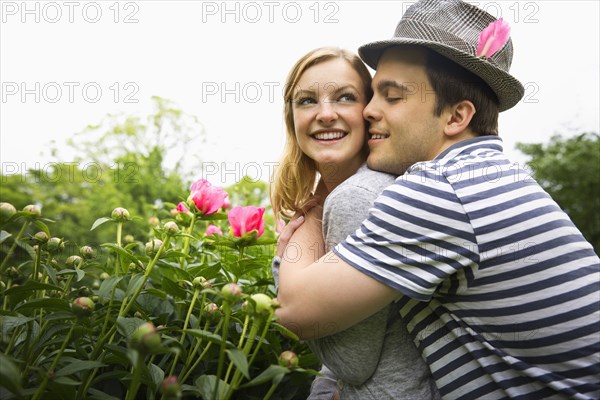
[359,38,524,112]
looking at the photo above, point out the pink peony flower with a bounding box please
[222,194,231,210]
[187,179,228,216]
[205,224,223,236]
[228,206,265,238]
[176,202,191,214]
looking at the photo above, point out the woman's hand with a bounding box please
[276,196,323,258]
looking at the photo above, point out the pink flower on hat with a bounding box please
[476,18,511,58]
[228,206,265,238]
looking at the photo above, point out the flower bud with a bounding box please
[148,216,160,226]
[92,280,100,290]
[99,272,110,280]
[32,231,49,244]
[124,234,135,244]
[221,283,243,301]
[65,255,82,268]
[46,237,65,254]
[145,239,163,257]
[23,204,41,217]
[80,246,95,260]
[111,207,130,222]
[250,293,273,314]
[72,297,95,317]
[129,322,161,353]
[0,202,17,221]
[163,221,180,236]
[203,303,220,320]
[271,298,281,309]
[134,311,144,319]
[192,276,208,289]
[5,267,20,279]
[78,286,93,297]
[278,351,299,368]
[160,375,181,399]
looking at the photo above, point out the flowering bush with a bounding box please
[0,182,319,400]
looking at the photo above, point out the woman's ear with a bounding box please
[444,100,476,137]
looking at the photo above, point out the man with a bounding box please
[275,0,600,399]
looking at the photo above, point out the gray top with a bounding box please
[308,164,440,400]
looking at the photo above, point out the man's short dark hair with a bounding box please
[425,49,500,136]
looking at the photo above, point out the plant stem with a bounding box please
[31,244,42,281]
[125,353,144,400]
[180,319,221,384]
[76,237,171,399]
[214,302,231,400]
[31,322,76,400]
[167,288,200,376]
[115,222,123,275]
[0,220,29,274]
[180,214,196,268]
[263,380,281,400]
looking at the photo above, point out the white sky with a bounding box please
[1,0,599,187]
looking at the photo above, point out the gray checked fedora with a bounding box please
[359,0,524,111]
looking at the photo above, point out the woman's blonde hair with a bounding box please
[270,47,373,221]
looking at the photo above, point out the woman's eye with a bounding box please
[296,97,316,105]
[338,93,357,102]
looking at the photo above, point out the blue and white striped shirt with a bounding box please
[334,137,600,399]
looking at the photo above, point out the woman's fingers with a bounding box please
[276,214,305,257]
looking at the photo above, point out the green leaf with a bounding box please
[44,263,58,285]
[116,316,146,339]
[145,363,164,392]
[272,322,299,341]
[0,353,23,396]
[161,276,187,300]
[197,212,228,221]
[183,329,235,348]
[239,365,288,388]
[101,243,138,264]
[87,389,120,400]
[226,348,249,379]
[90,217,112,231]
[52,376,82,385]
[31,219,51,236]
[14,298,70,314]
[125,273,145,297]
[55,360,106,377]
[5,280,62,298]
[0,315,35,336]
[98,275,123,301]
[195,375,230,400]
[0,230,11,244]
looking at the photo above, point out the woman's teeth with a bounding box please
[313,131,346,140]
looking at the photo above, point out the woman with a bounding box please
[271,47,439,400]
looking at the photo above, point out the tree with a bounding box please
[0,97,205,254]
[516,133,599,252]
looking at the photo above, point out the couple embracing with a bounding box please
[270,1,600,399]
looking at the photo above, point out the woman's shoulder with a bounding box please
[333,164,397,196]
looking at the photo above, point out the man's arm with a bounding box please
[275,208,399,340]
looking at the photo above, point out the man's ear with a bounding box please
[444,100,476,137]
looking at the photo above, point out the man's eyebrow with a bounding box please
[375,80,409,93]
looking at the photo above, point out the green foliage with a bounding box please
[0,196,318,399]
[516,132,600,252]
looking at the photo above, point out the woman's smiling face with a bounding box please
[291,57,368,177]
